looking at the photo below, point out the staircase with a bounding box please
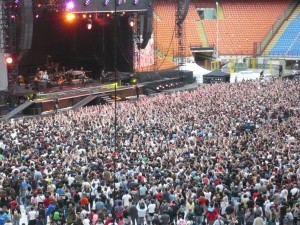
[196,21,208,47]
[72,95,98,110]
[1,101,34,120]
[286,32,300,54]
[264,22,290,55]
[263,0,300,55]
[101,94,114,105]
[217,1,225,20]
[153,11,161,22]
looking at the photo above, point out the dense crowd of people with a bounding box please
[0,78,299,225]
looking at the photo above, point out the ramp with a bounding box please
[72,95,98,110]
[2,101,34,120]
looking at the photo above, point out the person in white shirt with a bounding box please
[136,200,148,225]
[280,186,288,201]
[68,175,75,186]
[28,207,38,225]
[290,184,299,197]
[122,191,132,207]
[82,216,90,225]
[147,199,156,218]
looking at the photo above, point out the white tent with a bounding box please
[230,71,260,83]
[179,63,210,83]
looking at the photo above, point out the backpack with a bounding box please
[179,204,186,213]
[194,205,204,216]
[53,211,60,221]
[161,203,169,214]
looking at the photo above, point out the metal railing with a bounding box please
[255,0,298,56]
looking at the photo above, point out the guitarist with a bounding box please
[58,76,65,90]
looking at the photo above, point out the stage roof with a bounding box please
[69,0,150,13]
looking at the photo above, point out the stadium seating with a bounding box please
[153,0,291,58]
[270,13,300,56]
[201,0,291,55]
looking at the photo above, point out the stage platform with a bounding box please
[0,81,140,120]
[0,70,196,120]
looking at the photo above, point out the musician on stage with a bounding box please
[41,70,49,80]
[58,76,65,90]
[34,75,40,92]
[80,73,87,88]
[100,70,105,83]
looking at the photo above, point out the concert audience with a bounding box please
[0,78,299,225]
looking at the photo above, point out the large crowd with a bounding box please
[0,78,299,225]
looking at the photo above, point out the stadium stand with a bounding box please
[270,13,300,56]
[153,0,291,58]
[201,0,291,55]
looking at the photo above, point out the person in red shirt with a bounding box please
[104,214,113,225]
[9,198,18,211]
[43,195,53,209]
[206,203,219,225]
[197,196,207,206]
[155,189,163,200]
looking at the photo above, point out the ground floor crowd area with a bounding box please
[0,78,299,225]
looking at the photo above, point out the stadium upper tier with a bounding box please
[154,0,291,57]
[269,13,300,57]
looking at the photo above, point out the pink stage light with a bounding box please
[66,1,75,11]
[104,0,110,6]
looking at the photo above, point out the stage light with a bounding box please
[87,19,92,30]
[66,1,75,11]
[133,0,139,5]
[104,0,110,6]
[66,12,75,21]
[5,56,13,64]
[130,20,134,27]
[82,14,87,18]
[106,13,110,17]
[84,0,91,6]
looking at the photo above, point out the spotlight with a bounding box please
[84,0,91,6]
[66,1,75,11]
[66,12,75,22]
[130,20,134,27]
[82,14,87,19]
[87,19,92,30]
[5,56,13,64]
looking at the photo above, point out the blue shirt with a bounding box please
[47,204,56,216]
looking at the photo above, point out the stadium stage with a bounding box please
[0,81,140,120]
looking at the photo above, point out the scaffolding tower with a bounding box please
[0,0,18,54]
[176,0,187,71]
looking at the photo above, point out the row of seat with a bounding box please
[201,0,291,55]
[153,0,292,60]
[270,13,300,56]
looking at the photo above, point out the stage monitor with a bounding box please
[70,0,150,13]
